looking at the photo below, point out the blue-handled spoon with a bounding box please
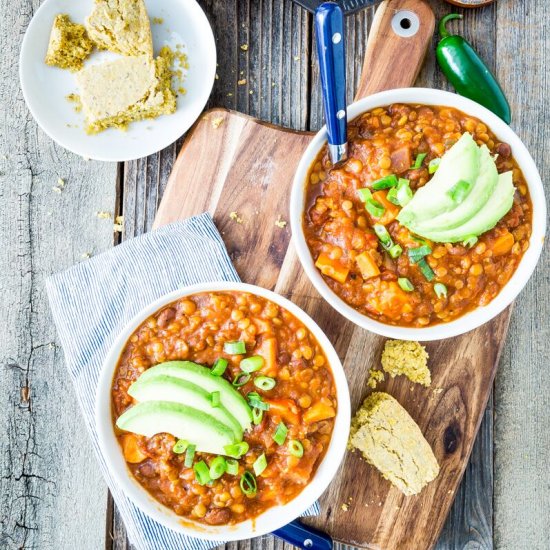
[273,519,333,549]
[315,1,348,165]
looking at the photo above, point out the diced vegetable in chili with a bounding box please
[315,252,349,284]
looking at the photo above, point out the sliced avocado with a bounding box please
[136,361,252,431]
[415,172,515,243]
[128,375,243,440]
[407,143,498,233]
[116,401,236,455]
[398,133,480,225]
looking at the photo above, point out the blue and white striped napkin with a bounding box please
[46,213,319,550]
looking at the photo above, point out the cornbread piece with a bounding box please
[350,392,439,496]
[85,0,153,57]
[45,14,94,71]
[76,55,176,134]
[381,340,431,387]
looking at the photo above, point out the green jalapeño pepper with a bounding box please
[436,13,511,124]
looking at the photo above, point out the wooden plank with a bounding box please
[0,1,118,549]
[493,0,550,548]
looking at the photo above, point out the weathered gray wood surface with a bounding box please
[1,0,548,549]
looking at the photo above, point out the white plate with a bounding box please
[19,0,216,161]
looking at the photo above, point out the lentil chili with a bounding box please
[303,103,532,327]
[112,291,337,525]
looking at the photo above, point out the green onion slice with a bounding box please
[194,460,211,485]
[240,355,265,374]
[184,444,196,467]
[358,188,373,202]
[388,244,403,259]
[252,407,263,425]
[434,282,448,299]
[224,340,246,355]
[365,199,385,218]
[211,358,228,376]
[224,441,249,459]
[417,258,435,281]
[247,391,270,411]
[448,179,471,204]
[288,440,304,458]
[173,439,189,454]
[240,471,257,497]
[254,376,276,391]
[209,456,227,480]
[428,158,441,174]
[398,277,414,292]
[210,391,221,408]
[226,459,239,476]
[372,174,398,190]
[373,224,392,247]
[462,235,478,248]
[412,152,427,169]
[396,178,413,206]
[253,453,268,476]
[232,373,251,387]
[386,187,399,205]
[272,422,288,445]
[408,245,432,264]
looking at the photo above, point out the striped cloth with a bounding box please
[46,213,319,550]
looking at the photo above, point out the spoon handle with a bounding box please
[273,519,333,549]
[315,2,348,164]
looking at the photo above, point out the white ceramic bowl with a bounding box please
[95,281,350,541]
[20,0,216,161]
[290,88,546,341]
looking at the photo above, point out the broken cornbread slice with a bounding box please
[85,0,153,57]
[381,339,431,387]
[76,55,176,134]
[350,392,439,496]
[45,14,94,71]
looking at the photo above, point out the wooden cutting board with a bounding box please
[153,1,510,548]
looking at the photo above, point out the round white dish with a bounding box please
[290,88,546,341]
[95,281,350,541]
[19,0,216,162]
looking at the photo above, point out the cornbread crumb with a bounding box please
[240,44,249,51]
[96,211,111,219]
[66,93,83,113]
[381,340,431,387]
[274,216,287,229]
[367,368,385,389]
[115,215,124,224]
[341,503,348,512]
[152,17,164,24]
[349,392,439,496]
[113,222,123,232]
[81,252,92,259]
[211,117,224,129]
[229,211,243,224]
[45,14,93,72]
[238,79,247,85]
[52,186,62,193]
[57,178,65,187]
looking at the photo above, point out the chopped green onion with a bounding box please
[240,355,265,373]
[173,439,189,454]
[396,178,413,206]
[240,471,257,497]
[365,199,385,218]
[388,244,403,259]
[224,441,249,459]
[272,422,288,445]
[288,440,304,458]
[224,340,246,355]
[417,258,435,281]
[194,460,211,485]
[412,152,427,169]
[232,373,251,387]
[247,391,270,411]
[462,235,478,248]
[386,187,399,205]
[254,376,276,391]
[253,453,268,476]
[448,179,471,204]
[408,245,432,264]
[434,283,448,299]
[428,158,441,174]
[184,444,196,467]
[226,459,239,476]
[209,456,227,480]
[373,224,392,247]
[372,174,398,190]
[252,407,263,425]
[211,358,228,376]
[358,188,373,202]
[398,277,414,292]
[210,391,221,408]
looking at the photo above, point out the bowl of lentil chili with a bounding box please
[96,281,350,540]
[291,88,546,341]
